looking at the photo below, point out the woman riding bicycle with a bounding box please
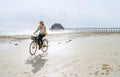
[33,21,47,49]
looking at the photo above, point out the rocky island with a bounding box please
[49,23,64,30]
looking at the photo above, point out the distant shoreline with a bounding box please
[0,32,120,41]
[1,28,120,36]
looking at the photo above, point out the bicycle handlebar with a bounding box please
[32,34,38,36]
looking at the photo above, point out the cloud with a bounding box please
[0,0,120,31]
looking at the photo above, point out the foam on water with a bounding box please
[0,30,72,36]
[1,28,119,36]
[0,30,32,36]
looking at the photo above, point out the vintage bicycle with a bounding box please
[29,35,48,55]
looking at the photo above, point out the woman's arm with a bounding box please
[33,26,39,34]
[44,26,48,35]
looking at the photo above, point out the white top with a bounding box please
[39,26,45,34]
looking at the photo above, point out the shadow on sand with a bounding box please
[25,54,48,73]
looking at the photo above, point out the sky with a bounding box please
[0,0,120,31]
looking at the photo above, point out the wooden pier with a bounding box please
[65,28,120,33]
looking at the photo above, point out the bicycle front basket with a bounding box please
[31,36,37,40]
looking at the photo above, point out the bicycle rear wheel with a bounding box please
[42,39,48,52]
[29,40,37,55]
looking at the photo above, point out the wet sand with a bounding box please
[0,33,120,77]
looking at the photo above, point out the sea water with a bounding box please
[0,29,72,36]
[0,28,120,36]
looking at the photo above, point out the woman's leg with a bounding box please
[38,34,45,49]
[38,34,42,47]
[41,34,45,45]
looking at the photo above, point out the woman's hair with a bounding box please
[40,21,44,25]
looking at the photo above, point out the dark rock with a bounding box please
[50,23,64,30]
[10,42,12,44]
[66,40,72,43]
[15,44,18,45]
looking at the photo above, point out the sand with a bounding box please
[0,33,120,77]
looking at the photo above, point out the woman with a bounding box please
[33,21,47,49]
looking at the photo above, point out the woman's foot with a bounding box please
[39,45,42,49]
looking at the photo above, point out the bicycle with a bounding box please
[29,35,48,55]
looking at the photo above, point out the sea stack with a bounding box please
[50,23,64,30]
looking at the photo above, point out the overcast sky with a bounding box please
[0,0,120,31]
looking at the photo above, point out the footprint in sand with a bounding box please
[92,64,113,76]
[94,71,99,75]
[101,64,113,75]
[117,65,120,70]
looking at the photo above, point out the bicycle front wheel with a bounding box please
[29,40,37,55]
[42,39,48,52]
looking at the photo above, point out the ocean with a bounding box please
[0,29,77,36]
[0,30,70,36]
[0,28,120,36]
[0,30,33,35]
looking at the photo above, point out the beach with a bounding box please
[0,33,120,77]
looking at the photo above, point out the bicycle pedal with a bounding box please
[32,47,35,49]
[43,45,46,47]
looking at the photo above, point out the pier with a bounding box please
[65,28,120,33]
